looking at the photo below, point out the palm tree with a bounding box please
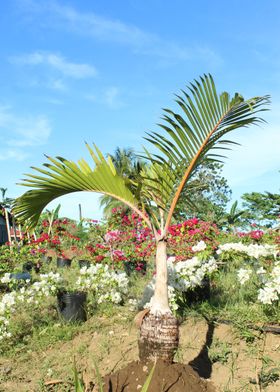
[13,74,269,362]
[0,188,14,210]
[100,147,146,217]
[225,200,246,232]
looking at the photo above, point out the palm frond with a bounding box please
[143,74,270,230]
[13,144,151,229]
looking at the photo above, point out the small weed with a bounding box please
[208,338,232,364]
[258,368,280,387]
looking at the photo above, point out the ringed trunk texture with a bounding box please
[138,238,179,362]
[138,312,179,362]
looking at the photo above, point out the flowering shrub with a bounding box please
[140,242,218,313]
[217,242,278,259]
[76,264,129,304]
[0,272,61,341]
[0,266,129,341]
[257,263,280,304]
[86,209,155,271]
[236,258,280,305]
[167,219,219,261]
[216,241,280,305]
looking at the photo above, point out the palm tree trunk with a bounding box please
[4,208,11,245]
[138,238,179,362]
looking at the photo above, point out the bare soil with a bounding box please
[102,359,215,392]
[0,315,279,391]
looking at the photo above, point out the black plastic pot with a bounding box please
[41,255,52,264]
[57,291,87,322]
[182,277,210,304]
[22,261,34,272]
[78,259,90,269]
[10,272,31,281]
[57,257,72,268]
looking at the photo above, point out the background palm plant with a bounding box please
[99,147,146,217]
[13,74,269,361]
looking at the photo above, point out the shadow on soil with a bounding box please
[188,321,215,379]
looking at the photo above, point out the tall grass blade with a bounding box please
[141,361,157,392]
[92,358,104,392]
[73,357,85,392]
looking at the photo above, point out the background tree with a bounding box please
[174,162,232,224]
[241,191,280,228]
[221,200,246,232]
[13,74,269,362]
[100,147,146,217]
[0,188,14,210]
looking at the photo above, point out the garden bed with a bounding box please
[0,315,280,391]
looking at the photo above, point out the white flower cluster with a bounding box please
[76,264,129,304]
[217,242,278,259]
[192,240,207,252]
[257,262,280,305]
[234,247,280,305]
[140,256,218,312]
[0,272,62,341]
[0,292,17,340]
[237,268,252,285]
[0,273,12,284]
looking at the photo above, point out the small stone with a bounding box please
[0,367,12,375]
[137,385,142,389]
[143,365,148,372]
[109,330,114,335]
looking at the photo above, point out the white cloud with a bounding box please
[11,52,97,79]
[48,78,67,91]
[18,1,222,66]
[85,87,125,109]
[104,87,124,109]
[0,148,28,161]
[0,105,51,160]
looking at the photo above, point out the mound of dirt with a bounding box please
[101,359,215,392]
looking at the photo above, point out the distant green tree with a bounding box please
[37,204,61,235]
[241,191,280,227]
[100,147,146,217]
[174,162,232,224]
[0,188,14,210]
[221,200,246,231]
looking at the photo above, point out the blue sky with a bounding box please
[0,0,279,220]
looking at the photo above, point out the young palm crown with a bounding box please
[13,74,269,237]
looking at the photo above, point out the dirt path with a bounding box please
[0,317,279,391]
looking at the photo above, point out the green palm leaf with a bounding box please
[13,144,151,229]
[14,74,269,234]
[143,74,269,230]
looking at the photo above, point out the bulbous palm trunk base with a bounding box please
[138,312,179,363]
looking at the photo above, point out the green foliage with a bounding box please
[92,358,104,392]
[208,338,232,364]
[0,245,32,274]
[73,358,85,392]
[253,368,280,388]
[14,74,269,238]
[0,187,14,210]
[141,361,156,392]
[222,201,246,231]
[174,162,232,223]
[242,191,280,228]
[100,147,147,218]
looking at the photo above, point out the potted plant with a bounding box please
[56,269,87,322]
[57,256,72,268]
[56,249,74,268]
[74,248,94,269]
